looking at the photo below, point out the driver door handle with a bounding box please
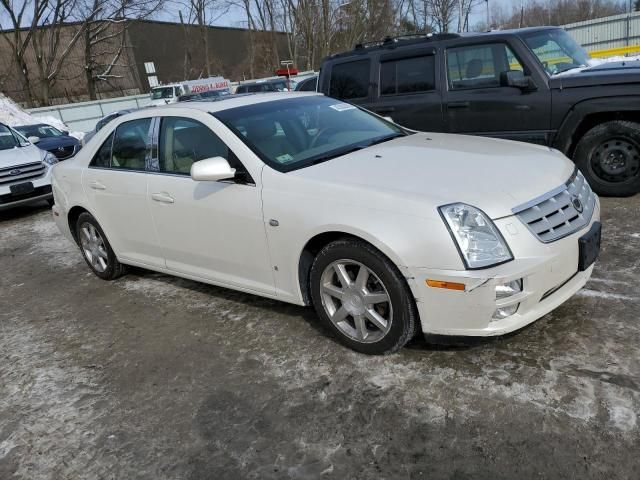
[89,181,106,190]
[376,107,395,114]
[151,192,175,204]
[447,101,470,109]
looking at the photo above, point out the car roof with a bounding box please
[156,92,322,113]
[326,26,561,60]
[14,123,50,129]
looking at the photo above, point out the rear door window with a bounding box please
[329,60,370,100]
[380,55,435,95]
[90,132,114,167]
[110,118,151,170]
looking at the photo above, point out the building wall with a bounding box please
[564,11,640,51]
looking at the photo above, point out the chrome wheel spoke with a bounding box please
[334,263,352,288]
[365,308,388,331]
[354,265,369,290]
[354,315,368,341]
[81,227,91,243]
[322,283,344,300]
[332,306,349,323]
[364,291,389,305]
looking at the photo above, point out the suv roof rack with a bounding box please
[353,32,460,51]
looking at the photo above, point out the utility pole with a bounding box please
[486,0,490,29]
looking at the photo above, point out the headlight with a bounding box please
[42,152,58,165]
[439,203,513,269]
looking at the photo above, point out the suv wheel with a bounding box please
[309,238,418,354]
[76,212,127,280]
[574,120,640,197]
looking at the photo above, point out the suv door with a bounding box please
[146,115,275,295]
[443,41,551,144]
[370,49,443,131]
[83,117,164,267]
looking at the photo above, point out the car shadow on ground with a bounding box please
[0,201,51,223]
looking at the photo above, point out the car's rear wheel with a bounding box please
[76,212,126,280]
[309,238,418,354]
[574,120,640,197]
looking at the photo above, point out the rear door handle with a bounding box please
[90,181,106,190]
[447,101,470,109]
[151,192,175,204]
[376,107,395,114]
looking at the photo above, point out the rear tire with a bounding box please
[309,238,418,355]
[573,120,640,197]
[75,212,127,280]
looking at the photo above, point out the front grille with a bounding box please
[513,169,596,243]
[48,145,76,160]
[0,184,51,204]
[0,162,46,186]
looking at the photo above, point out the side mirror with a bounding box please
[190,156,236,182]
[500,70,533,90]
[62,130,70,136]
[28,136,40,144]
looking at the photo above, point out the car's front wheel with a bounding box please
[574,120,640,197]
[309,238,418,354]
[76,212,127,280]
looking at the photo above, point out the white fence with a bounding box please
[27,94,152,133]
[564,11,640,51]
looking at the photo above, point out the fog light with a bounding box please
[495,279,522,299]
[492,303,519,320]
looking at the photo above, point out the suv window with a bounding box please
[380,55,435,95]
[159,117,230,175]
[447,44,523,90]
[111,118,151,170]
[329,60,370,100]
[90,132,114,167]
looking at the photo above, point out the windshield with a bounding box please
[213,96,406,172]
[15,124,63,138]
[151,87,175,100]
[524,29,590,75]
[0,125,21,150]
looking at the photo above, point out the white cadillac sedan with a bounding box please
[51,93,601,354]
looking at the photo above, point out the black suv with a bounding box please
[318,27,640,196]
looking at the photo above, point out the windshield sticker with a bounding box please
[276,153,294,163]
[329,103,356,112]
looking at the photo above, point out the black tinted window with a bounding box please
[90,132,114,167]
[329,60,370,99]
[111,118,151,170]
[380,55,435,95]
[159,117,230,175]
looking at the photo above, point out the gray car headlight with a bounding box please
[439,203,513,269]
[42,152,58,165]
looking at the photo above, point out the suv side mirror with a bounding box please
[190,156,236,182]
[28,136,40,144]
[500,70,533,90]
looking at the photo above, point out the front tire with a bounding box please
[76,212,127,280]
[574,120,640,197]
[309,238,418,354]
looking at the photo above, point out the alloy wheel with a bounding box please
[79,222,108,273]
[319,259,393,343]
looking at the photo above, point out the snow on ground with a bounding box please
[0,93,84,140]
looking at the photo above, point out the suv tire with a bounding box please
[76,212,127,280]
[309,238,419,354]
[574,120,640,197]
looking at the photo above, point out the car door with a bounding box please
[82,117,165,268]
[146,115,275,295]
[443,41,551,145]
[369,49,443,131]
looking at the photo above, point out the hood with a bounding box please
[0,144,44,169]
[35,136,79,150]
[291,133,574,219]
[549,60,640,89]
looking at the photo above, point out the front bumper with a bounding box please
[407,199,600,337]
[0,176,53,210]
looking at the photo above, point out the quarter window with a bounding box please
[329,60,370,100]
[158,117,230,175]
[447,44,523,90]
[380,55,435,95]
[110,118,151,170]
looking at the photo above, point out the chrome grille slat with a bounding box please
[0,161,46,186]
[513,170,597,243]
